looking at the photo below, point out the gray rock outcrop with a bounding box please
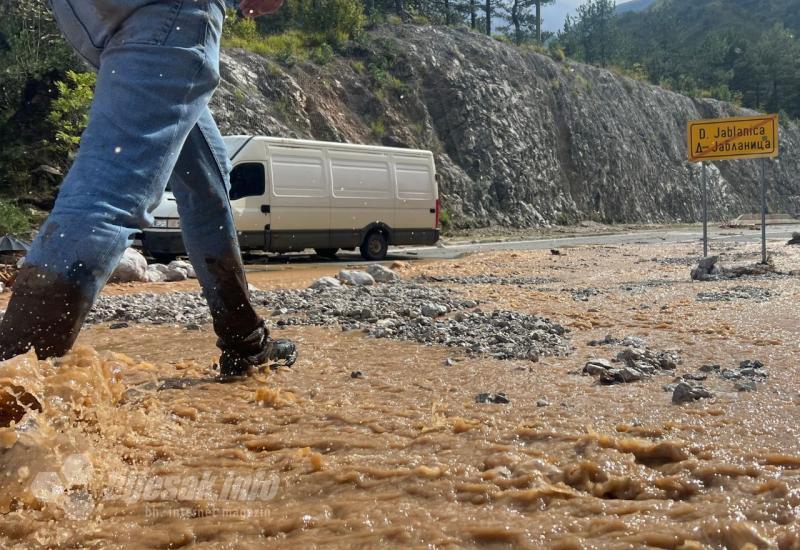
[212,25,800,228]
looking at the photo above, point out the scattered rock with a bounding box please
[550,249,562,256]
[788,232,800,245]
[110,248,147,283]
[417,274,559,287]
[588,334,618,347]
[672,382,713,404]
[165,260,193,281]
[600,366,643,385]
[740,359,764,370]
[350,370,364,379]
[699,364,721,373]
[444,358,457,366]
[476,392,510,404]
[390,261,409,270]
[144,266,167,283]
[697,286,777,302]
[536,399,550,407]
[109,322,129,330]
[366,264,399,283]
[583,358,613,376]
[691,256,721,281]
[310,276,342,289]
[248,283,260,293]
[338,270,375,286]
[185,323,201,331]
[735,380,757,392]
[0,282,4,294]
[421,303,448,318]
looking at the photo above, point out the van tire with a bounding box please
[314,248,339,259]
[361,231,388,261]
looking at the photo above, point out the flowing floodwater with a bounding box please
[1,242,799,548]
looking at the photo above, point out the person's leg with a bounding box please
[0,0,226,360]
[169,111,261,349]
[169,112,297,375]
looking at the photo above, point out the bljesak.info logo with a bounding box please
[30,453,280,520]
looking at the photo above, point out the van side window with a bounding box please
[229,163,266,201]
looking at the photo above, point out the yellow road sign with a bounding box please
[688,114,778,162]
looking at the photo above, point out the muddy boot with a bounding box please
[0,265,94,361]
[215,320,297,380]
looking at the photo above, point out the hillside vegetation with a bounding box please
[557,0,800,118]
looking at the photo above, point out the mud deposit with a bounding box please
[1,242,799,548]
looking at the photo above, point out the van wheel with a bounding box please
[314,248,339,259]
[361,231,388,261]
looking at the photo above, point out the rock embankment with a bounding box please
[213,25,800,228]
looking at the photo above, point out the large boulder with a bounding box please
[367,264,399,283]
[338,270,375,286]
[168,260,196,279]
[111,248,148,283]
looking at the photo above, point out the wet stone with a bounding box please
[735,380,757,392]
[672,382,713,405]
[475,392,510,404]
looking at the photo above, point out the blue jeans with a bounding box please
[0,0,262,359]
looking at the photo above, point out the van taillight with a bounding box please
[435,198,441,228]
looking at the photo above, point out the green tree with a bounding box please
[559,0,620,67]
[47,70,96,157]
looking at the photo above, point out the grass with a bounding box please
[222,30,328,63]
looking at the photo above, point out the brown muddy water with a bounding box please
[1,241,799,548]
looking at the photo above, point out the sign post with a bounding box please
[761,159,767,264]
[702,162,708,258]
[688,114,779,261]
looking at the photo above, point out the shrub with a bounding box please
[47,70,95,157]
[0,200,32,236]
[289,0,365,43]
[311,43,335,65]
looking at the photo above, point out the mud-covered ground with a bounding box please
[1,240,800,549]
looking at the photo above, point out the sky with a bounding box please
[540,0,584,33]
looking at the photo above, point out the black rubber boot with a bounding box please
[0,265,94,361]
[216,320,297,380]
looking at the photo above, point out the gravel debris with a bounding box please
[416,274,560,286]
[696,286,777,302]
[84,282,571,360]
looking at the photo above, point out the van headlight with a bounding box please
[153,218,168,228]
[167,218,181,229]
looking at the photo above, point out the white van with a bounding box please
[141,136,441,262]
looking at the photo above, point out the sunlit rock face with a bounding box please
[212,25,800,228]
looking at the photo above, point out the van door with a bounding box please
[393,154,437,244]
[229,162,269,250]
[267,145,331,252]
[329,150,395,248]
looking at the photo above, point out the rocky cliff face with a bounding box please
[211,25,800,228]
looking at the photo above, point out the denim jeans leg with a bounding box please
[0,1,226,360]
[168,110,264,353]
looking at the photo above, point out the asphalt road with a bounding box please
[246,224,800,266]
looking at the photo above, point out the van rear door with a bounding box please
[394,154,437,233]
